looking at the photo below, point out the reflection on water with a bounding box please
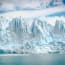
[0,54,65,65]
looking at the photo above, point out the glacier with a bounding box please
[0,0,65,13]
[0,16,65,54]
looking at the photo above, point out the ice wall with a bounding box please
[0,16,65,54]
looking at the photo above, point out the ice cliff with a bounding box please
[0,16,65,54]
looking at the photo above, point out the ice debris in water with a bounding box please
[0,16,65,54]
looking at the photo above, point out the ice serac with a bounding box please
[52,20,65,41]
